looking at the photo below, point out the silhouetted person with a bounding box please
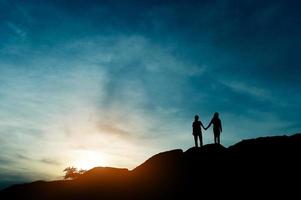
[206,112,222,144]
[192,115,206,147]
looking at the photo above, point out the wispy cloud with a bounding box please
[220,80,272,101]
[6,21,27,39]
[39,159,61,166]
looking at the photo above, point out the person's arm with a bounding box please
[205,120,212,130]
[201,122,206,130]
[220,120,222,132]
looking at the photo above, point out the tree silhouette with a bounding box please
[63,167,86,180]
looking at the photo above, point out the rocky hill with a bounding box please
[1,133,301,199]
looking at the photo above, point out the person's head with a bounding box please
[194,115,199,121]
[214,112,219,118]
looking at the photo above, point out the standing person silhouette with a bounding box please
[192,115,206,147]
[206,112,222,144]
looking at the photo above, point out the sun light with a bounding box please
[73,150,106,170]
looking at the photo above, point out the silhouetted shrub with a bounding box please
[63,167,86,180]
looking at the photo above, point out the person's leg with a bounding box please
[217,134,220,144]
[214,135,217,144]
[194,135,198,147]
[199,135,203,147]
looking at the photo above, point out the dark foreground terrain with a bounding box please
[1,134,301,199]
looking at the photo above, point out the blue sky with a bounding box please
[0,0,301,188]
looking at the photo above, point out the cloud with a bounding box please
[220,80,272,101]
[38,159,61,166]
[6,22,27,38]
[96,122,131,137]
[15,154,31,160]
[13,154,61,166]
[0,155,15,166]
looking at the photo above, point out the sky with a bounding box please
[0,0,301,189]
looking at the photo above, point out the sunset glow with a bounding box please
[73,150,106,170]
